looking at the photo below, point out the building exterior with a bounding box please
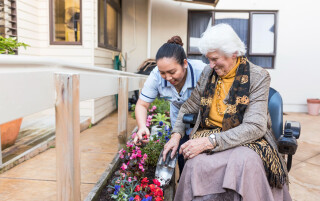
[2,0,319,123]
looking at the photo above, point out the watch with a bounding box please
[208,134,217,148]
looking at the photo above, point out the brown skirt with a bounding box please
[174,146,291,201]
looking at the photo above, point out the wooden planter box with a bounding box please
[84,128,176,201]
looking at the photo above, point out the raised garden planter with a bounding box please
[85,98,174,201]
[84,126,175,201]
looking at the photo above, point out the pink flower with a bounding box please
[126,142,133,148]
[136,150,142,158]
[142,153,148,160]
[119,148,126,159]
[131,132,137,139]
[121,163,127,171]
[139,163,144,170]
[128,177,132,182]
[130,153,137,160]
[152,105,157,111]
[134,176,137,180]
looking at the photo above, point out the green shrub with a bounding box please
[0,36,29,54]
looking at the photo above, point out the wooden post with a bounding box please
[118,77,128,149]
[0,127,2,166]
[55,73,81,201]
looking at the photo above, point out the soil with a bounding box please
[98,164,157,201]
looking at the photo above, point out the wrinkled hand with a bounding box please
[133,126,150,145]
[179,137,213,160]
[162,133,181,161]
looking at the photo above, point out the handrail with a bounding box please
[0,55,146,77]
[0,55,148,201]
[0,55,148,124]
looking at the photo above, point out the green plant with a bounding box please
[141,125,171,167]
[150,98,170,115]
[151,113,170,127]
[0,36,29,54]
[130,104,136,119]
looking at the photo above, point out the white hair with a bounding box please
[198,23,246,57]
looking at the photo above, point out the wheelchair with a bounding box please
[183,87,301,172]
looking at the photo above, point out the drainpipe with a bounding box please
[147,0,152,59]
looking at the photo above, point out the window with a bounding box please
[50,0,82,45]
[187,10,277,68]
[0,0,17,38]
[98,0,121,50]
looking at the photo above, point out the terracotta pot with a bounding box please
[307,99,320,116]
[0,118,23,150]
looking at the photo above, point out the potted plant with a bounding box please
[0,36,29,150]
[307,98,320,116]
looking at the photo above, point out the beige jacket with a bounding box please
[172,62,280,153]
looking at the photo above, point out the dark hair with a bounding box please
[155,36,187,66]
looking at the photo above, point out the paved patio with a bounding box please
[0,112,319,200]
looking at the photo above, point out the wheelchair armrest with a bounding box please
[284,120,301,139]
[183,114,197,127]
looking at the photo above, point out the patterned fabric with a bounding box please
[196,56,286,188]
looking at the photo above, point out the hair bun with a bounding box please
[167,36,183,46]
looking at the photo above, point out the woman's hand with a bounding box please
[133,126,150,145]
[162,133,181,161]
[179,137,214,159]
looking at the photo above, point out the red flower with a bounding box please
[155,197,163,201]
[141,177,149,184]
[153,179,161,187]
[134,195,142,201]
[135,185,141,192]
[145,194,150,198]
[121,185,124,188]
[154,187,163,197]
[149,184,156,192]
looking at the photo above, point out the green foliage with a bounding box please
[141,139,164,167]
[150,98,170,115]
[130,104,136,119]
[151,113,170,127]
[141,126,171,167]
[108,176,140,201]
[0,36,29,54]
[130,97,170,120]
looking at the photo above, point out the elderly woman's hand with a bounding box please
[179,137,214,159]
[162,133,181,161]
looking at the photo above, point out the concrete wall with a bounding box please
[147,0,320,113]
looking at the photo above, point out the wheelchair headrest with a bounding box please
[268,87,283,140]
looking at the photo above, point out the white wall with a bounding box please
[16,0,119,122]
[150,0,211,57]
[122,0,148,73]
[149,0,320,113]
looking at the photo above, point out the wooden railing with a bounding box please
[0,55,147,201]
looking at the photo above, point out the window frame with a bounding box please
[98,0,122,51]
[49,0,83,45]
[187,10,278,69]
[249,11,277,56]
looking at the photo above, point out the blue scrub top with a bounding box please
[140,59,206,134]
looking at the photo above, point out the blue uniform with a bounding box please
[140,59,206,133]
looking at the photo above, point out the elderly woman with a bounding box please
[163,24,291,201]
